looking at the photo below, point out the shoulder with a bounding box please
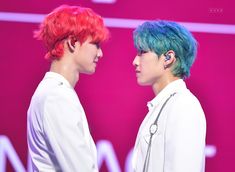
[34,78,79,105]
[164,90,206,135]
[48,86,78,103]
[173,90,203,110]
[42,85,83,125]
[167,89,206,123]
[30,78,82,119]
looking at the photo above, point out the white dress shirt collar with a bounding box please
[44,72,72,88]
[147,79,187,111]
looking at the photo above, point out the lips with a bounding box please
[93,60,98,65]
[92,62,97,68]
[135,69,140,77]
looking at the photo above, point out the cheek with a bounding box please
[140,60,153,71]
[142,63,159,78]
[88,50,97,59]
[83,53,93,62]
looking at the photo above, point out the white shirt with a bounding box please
[132,79,206,172]
[27,72,98,172]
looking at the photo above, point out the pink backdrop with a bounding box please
[1,0,235,172]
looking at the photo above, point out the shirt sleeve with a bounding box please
[164,94,206,172]
[42,88,97,172]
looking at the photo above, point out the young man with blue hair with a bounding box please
[132,20,206,172]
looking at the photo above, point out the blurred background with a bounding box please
[0,0,235,171]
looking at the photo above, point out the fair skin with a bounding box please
[133,50,179,95]
[50,37,103,87]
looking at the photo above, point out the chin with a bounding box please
[81,70,95,75]
[86,71,96,75]
[137,79,151,86]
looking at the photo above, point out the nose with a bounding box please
[97,48,103,59]
[132,55,139,67]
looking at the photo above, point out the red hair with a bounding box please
[34,5,109,60]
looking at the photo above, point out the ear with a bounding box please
[67,36,78,53]
[163,50,176,69]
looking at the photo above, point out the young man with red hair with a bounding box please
[27,5,109,171]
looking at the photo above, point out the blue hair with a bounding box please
[133,20,197,78]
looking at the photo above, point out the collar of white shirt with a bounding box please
[44,72,72,88]
[147,79,187,111]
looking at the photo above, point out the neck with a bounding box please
[152,75,179,96]
[50,58,79,88]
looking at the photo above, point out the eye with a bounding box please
[92,42,100,49]
[138,50,147,56]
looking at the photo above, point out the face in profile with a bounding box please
[73,38,103,74]
[133,51,165,86]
